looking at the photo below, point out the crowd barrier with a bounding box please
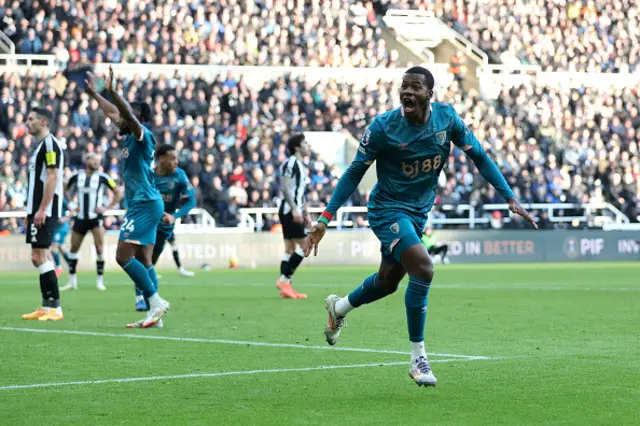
[0,230,638,272]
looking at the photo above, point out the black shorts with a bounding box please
[72,217,103,235]
[279,212,307,240]
[26,215,58,248]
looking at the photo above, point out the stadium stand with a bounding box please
[382,0,640,71]
[0,1,638,234]
[1,70,638,233]
[1,0,401,68]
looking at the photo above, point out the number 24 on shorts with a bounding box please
[122,218,136,232]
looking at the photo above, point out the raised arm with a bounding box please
[85,71,121,124]
[105,66,144,141]
[450,109,537,229]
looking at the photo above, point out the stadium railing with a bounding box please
[0,53,56,71]
[383,9,489,67]
[478,65,640,90]
[0,32,15,55]
[239,203,630,231]
[94,63,454,88]
[0,208,235,233]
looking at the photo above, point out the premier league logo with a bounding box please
[435,130,447,145]
[361,129,371,146]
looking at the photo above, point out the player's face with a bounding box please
[299,140,311,157]
[86,155,100,170]
[162,150,178,173]
[400,74,430,119]
[26,112,44,135]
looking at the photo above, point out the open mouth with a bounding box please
[402,97,416,111]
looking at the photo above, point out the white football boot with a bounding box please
[142,298,170,328]
[409,355,438,387]
[96,275,106,291]
[179,267,195,277]
[324,295,346,346]
[60,274,78,291]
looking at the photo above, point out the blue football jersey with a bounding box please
[121,125,162,205]
[357,103,481,216]
[154,167,193,215]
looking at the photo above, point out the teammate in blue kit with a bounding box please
[51,198,72,277]
[304,67,537,387]
[131,144,196,315]
[86,66,170,328]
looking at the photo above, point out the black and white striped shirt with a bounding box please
[26,134,64,217]
[67,171,117,220]
[278,156,307,215]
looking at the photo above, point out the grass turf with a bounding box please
[0,262,638,425]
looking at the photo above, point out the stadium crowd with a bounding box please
[4,0,640,72]
[0,69,638,234]
[383,0,640,72]
[0,0,639,233]
[1,0,400,69]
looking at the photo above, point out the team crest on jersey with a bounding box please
[121,148,129,158]
[361,129,371,146]
[167,181,175,190]
[435,130,447,145]
[390,222,400,234]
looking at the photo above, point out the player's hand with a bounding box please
[106,65,115,92]
[94,206,106,215]
[303,222,327,257]
[163,213,176,225]
[85,72,97,94]
[292,211,304,224]
[34,208,47,228]
[508,198,538,229]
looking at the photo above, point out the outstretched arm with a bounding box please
[451,111,538,229]
[105,66,144,141]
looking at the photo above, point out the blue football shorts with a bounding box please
[368,209,427,264]
[119,198,164,246]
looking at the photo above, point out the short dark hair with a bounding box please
[131,101,152,123]
[404,66,435,89]
[156,143,176,158]
[287,133,306,154]
[31,107,53,122]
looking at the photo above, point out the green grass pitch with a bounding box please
[1,262,639,425]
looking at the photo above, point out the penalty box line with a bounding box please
[0,357,494,391]
[0,326,489,360]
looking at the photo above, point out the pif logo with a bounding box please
[402,155,442,179]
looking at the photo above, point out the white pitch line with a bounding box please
[5,279,640,291]
[0,361,408,391]
[0,327,487,360]
[0,356,502,392]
